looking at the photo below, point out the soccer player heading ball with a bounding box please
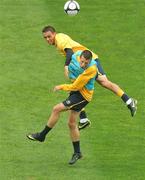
[41,25,137,122]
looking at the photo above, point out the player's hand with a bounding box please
[53,85,61,92]
[64,66,69,79]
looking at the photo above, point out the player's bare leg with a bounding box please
[27,103,67,142]
[97,75,121,94]
[68,110,82,165]
[97,75,137,116]
[46,103,66,127]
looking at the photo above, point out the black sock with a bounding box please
[72,141,80,153]
[39,126,52,137]
[79,110,87,119]
[121,93,130,103]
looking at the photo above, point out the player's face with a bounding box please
[43,31,56,45]
[80,56,90,69]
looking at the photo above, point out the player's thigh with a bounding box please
[96,74,109,84]
[53,102,68,112]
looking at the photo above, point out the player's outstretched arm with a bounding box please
[53,85,62,92]
[55,65,97,92]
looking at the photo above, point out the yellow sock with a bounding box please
[116,89,124,97]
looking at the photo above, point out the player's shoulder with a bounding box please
[89,64,97,70]
[87,61,97,71]
[56,33,71,40]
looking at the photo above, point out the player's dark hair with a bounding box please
[42,25,56,33]
[80,50,92,60]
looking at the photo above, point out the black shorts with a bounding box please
[95,59,106,79]
[62,91,89,112]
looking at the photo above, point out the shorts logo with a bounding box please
[66,100,71,105]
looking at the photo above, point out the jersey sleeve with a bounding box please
[64,48,74,66]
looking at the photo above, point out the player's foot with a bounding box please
[78,119,91,130]
[127,98,137,117]
[26,132,45,142]
[69,152,82,165]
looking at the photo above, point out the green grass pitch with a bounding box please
[0,0,145,179]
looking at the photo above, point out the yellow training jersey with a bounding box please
[59,64,97,102]
[55,33,98,59]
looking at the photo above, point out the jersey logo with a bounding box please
[66,100,71,105]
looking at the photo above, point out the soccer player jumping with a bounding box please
[27,50,98,164]
[42,25,137,129]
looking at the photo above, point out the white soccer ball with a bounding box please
[64,0,80,16]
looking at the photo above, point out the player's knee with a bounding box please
[52,104,61,114]
[68,121,76,129]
